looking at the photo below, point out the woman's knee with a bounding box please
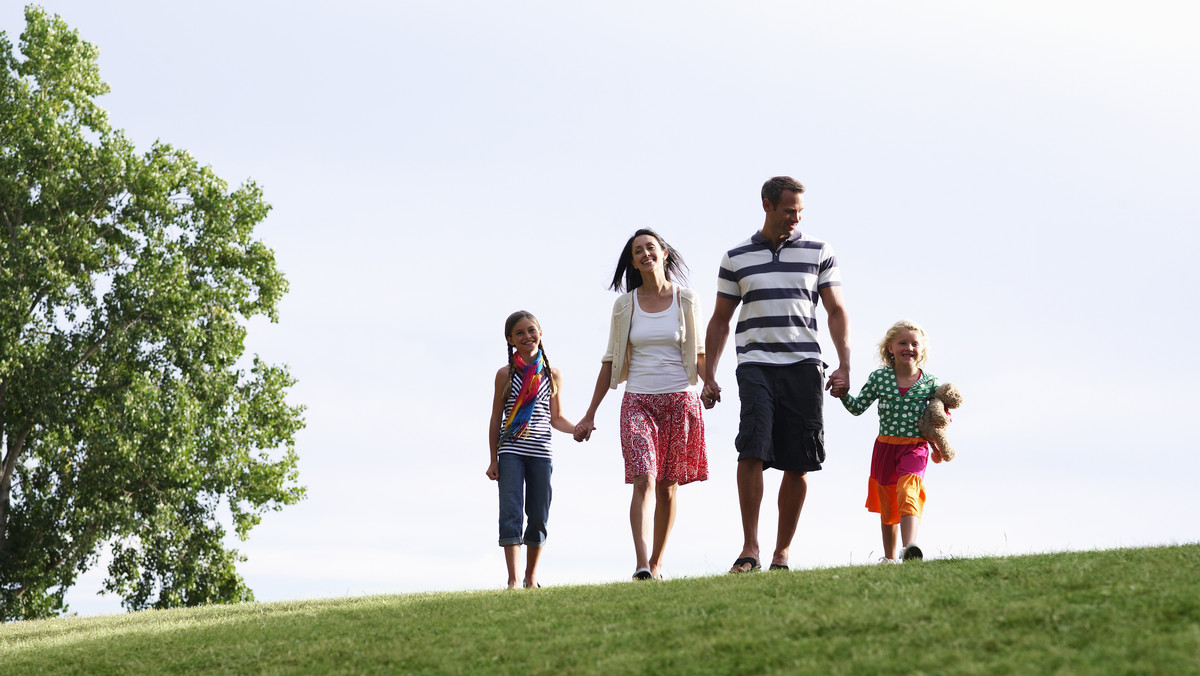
[656,481,678,500]
[631,474,654,494]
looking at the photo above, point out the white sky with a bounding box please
[3,1,1198,616]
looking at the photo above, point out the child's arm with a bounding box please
[486,367,507,480]
[839,372,878,416]
[548,368,576,434]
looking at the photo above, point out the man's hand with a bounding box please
[702,381,721,409]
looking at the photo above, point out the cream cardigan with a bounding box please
[601,286,704,390]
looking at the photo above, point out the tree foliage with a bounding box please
[0,6,304,620]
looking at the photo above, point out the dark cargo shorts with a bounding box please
[734,362,826,473]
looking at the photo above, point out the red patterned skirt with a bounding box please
[619,391,708,485]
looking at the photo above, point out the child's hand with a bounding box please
[929,441,945,464]
[486,460,499,480]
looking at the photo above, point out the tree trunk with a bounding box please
[0,426,30,553]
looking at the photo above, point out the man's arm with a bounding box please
[819,285,850,392]
[702,295,739,407]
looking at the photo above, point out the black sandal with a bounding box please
[730,556,760,573]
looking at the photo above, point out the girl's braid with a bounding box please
[505,342,516,401]
[539,342,557,395]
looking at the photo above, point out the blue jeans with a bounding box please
[497,453,552,547]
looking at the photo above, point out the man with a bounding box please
[702,176,850,572]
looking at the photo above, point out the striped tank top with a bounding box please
[497,368,553,459]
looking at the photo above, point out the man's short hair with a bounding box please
[761,176,806,207]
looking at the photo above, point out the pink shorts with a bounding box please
[619,391,708,485]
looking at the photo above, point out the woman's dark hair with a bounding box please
[608,228,689,292]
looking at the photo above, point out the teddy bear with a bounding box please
[918,383,963,463]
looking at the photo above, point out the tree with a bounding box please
[0,6,304,620]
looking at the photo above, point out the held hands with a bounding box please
[573,416,596,442]
[825,366,850,398]
[701,381,721,409]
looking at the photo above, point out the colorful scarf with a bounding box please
[500,349,544,441]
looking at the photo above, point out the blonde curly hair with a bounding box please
[877,319,929,368]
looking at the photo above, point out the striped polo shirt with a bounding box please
[717,230,841,366]
[497,368,553,459]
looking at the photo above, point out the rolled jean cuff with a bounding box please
[498,537,546,547]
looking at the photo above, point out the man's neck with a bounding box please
[760,229,788,251]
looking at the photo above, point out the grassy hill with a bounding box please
[2,544,1197,674]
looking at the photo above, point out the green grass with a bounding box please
[3,545,1199,674]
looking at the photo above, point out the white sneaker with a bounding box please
[901,543,924,561]
[877,557,901,565]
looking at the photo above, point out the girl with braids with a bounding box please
[574,229,708,581]
[487,311,576,589]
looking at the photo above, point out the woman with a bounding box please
[574,228,708,581]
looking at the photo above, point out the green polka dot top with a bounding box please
[840,367,939,438]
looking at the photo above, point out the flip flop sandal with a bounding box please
[730,556,760,573]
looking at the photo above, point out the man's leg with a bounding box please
[770,362,823,568]
[773,470,807,567]
[732,457,764,572]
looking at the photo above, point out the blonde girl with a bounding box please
[832,320,942,562]
[487,311,576,589]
